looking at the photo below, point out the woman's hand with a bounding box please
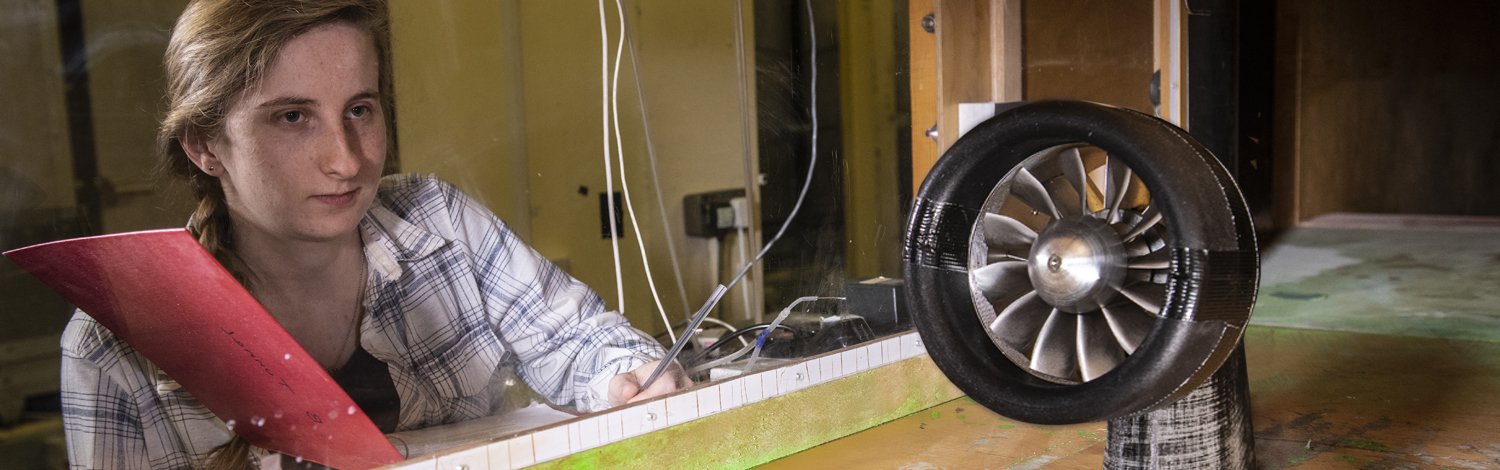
[607,360,692,406]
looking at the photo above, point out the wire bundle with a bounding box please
[602,0,825,390]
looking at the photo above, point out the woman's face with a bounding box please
[198,22,386,245]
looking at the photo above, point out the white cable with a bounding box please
[745,296,843,372]
[723,0,834,369]
[697,317,748,347]
[735,226,752,321]
[637,0,823,390]
[707,236,720,293]
[623,12,694,321]
[725,0,820,291]
[687,341,756,375]
[609,0,676,344]
[660,316,745,347]
[674,0,822,335]
[731,0,761,323]
[597,0,626,316]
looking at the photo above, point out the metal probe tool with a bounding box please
[638,285,728,391]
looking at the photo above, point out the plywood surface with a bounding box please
[1280,0,1500,220]
[1249,327,1500,469]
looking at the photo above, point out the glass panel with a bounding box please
[0,0,912,462]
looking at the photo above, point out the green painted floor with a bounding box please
[1253,214,1500,343]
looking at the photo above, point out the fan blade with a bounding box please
[989,291,1051,350]
[983,213,1038,252]
[1124,239,1152,257]
[1077,314,1124,381]
[1012,168,1062,220]
[1101,303,1155,354]
[1060,147,1090,216]
[1122,205,1163,242]
[987,252,1024,264]
[1029,309,1078,380]
[1104,156,1134,224]
[1128,248,1171,270]
[1118,282,1166,315]
[971,260,1030,303]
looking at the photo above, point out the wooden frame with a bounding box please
[909,0,1186,191]
[908,0,1022,192]
[1154,0,1187,127]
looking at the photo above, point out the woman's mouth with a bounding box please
[312,188,359,207]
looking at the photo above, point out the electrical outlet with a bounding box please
[728,197,750,229]
[683,189,746,238]
[599,192,624,238]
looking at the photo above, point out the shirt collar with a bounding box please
[359,205,447,283]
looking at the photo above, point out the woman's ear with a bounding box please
[181,132,221,175]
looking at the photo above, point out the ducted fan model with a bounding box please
[904,100,1259,425]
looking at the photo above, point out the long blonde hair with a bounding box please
[157,0,393,467]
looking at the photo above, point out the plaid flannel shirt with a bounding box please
[59,174,664,468]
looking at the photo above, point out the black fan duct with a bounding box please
[903,101,1259,428]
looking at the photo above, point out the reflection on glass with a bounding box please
[0,0,914,464]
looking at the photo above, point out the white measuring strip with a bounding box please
[386,331,928,469]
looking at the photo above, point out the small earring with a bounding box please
[206,165,215,173]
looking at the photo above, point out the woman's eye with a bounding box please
[280,111,303,123]
[348,105,369,119]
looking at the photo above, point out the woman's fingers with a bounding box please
[618,360,693,404]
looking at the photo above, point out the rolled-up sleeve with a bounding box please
[438,179,663,412]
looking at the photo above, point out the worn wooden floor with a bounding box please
[766,215,1500,469]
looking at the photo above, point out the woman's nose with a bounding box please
[318,124,362,177]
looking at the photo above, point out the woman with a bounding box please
[58,0,688,467]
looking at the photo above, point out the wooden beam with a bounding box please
[991,0,1022,102]
[909,0,1022,193]
[908,0,938,192]
[935,0,994,150]
[1153,0,1187,126]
